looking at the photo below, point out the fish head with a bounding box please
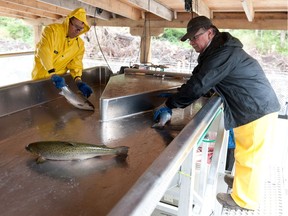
[77,100,95,111]
[25,143,41,156]
[25,145,31,152]
[60,86,95,111]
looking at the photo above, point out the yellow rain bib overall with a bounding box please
[231,112,278,209]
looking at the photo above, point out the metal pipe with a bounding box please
[0,51,34,58]
[124,68,192,79]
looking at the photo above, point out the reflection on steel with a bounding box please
[108,96,227,216]
[0,67,215,216]
[0,66,111,117]
[100,73,183,121]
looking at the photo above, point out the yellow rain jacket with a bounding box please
[32,8,90,80]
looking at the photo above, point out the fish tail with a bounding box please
[115,146,129,156]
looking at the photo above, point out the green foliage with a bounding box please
[228,29,288,56]
[257,30,288,55]
[158,28,191,48]
[0,17,33,44]
[161,28,185,42]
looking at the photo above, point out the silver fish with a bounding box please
[26,141,129,163]
[60,86,94,111]
[152,111,171,129]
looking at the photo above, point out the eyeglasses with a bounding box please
[69,20,84,32]
[189,30,207,42]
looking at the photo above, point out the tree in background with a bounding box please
[0,17,33,51]
[160,28,288,56]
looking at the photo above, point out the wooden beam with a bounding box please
[130,25,164,63]
[192,0,211,18]
[26,17,63,26]
[89,11,287,30]
[37,0,111,20]
[0,12,27,19]
[128,0,173,21]
[213,18,287,30]
[33,24,43,45]
[0,1,62,19]
[241,0,254,22]
[213,12,288,30]
[2,0,70,16]
[88,12,192,28]
[0,7,39,19]
[79,0,142,20]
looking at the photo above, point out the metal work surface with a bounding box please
[100,72,185,121]
[0,68,208,216]
[108,96,224,216]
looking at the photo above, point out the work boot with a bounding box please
[216,193,251,211]
[224,174,234,188]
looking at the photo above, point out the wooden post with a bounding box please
[130,25,164,64]
[33,24,43,46]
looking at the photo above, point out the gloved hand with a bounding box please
[153,103,172,122]
[77,81,93,98]
[51,74,66,89]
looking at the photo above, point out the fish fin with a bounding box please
[36,156,46,164]
[115,146,129,156]
[66,141,78,146]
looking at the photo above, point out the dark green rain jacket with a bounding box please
[166,32,280,129]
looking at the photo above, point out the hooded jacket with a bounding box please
[166,32,280,129]
[31,8,90,80]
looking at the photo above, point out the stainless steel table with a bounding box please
[0,67,208,216]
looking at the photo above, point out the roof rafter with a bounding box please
[0,1,62,19]
[127,0,173,21]
[1,0,70,16]
[0,7,39,19]
[79,0,142,20]
[37,0,111,20]
[192,0,211,17]
[241,0,254,21]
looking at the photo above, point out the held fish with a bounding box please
[152,111,172,129]
[60,86,94,111]
[25,141,129,163]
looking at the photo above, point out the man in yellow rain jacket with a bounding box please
[32,7,92,98]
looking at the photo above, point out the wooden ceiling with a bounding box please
[0,0,287,30]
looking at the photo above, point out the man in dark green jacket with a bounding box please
[154,16,280,210]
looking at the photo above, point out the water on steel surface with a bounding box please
[0,83,207,216]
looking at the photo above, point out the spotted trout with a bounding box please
[60,86,94,111]
[26,141,129,163]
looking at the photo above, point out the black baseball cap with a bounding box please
[180,16,213,41]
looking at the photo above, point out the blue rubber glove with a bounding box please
[77,81,93,98]
[153,103,172,122]
[51,74,66,89]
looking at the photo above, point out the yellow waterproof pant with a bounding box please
[231,112,278,210]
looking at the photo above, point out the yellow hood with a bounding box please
[65,7,90,35]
